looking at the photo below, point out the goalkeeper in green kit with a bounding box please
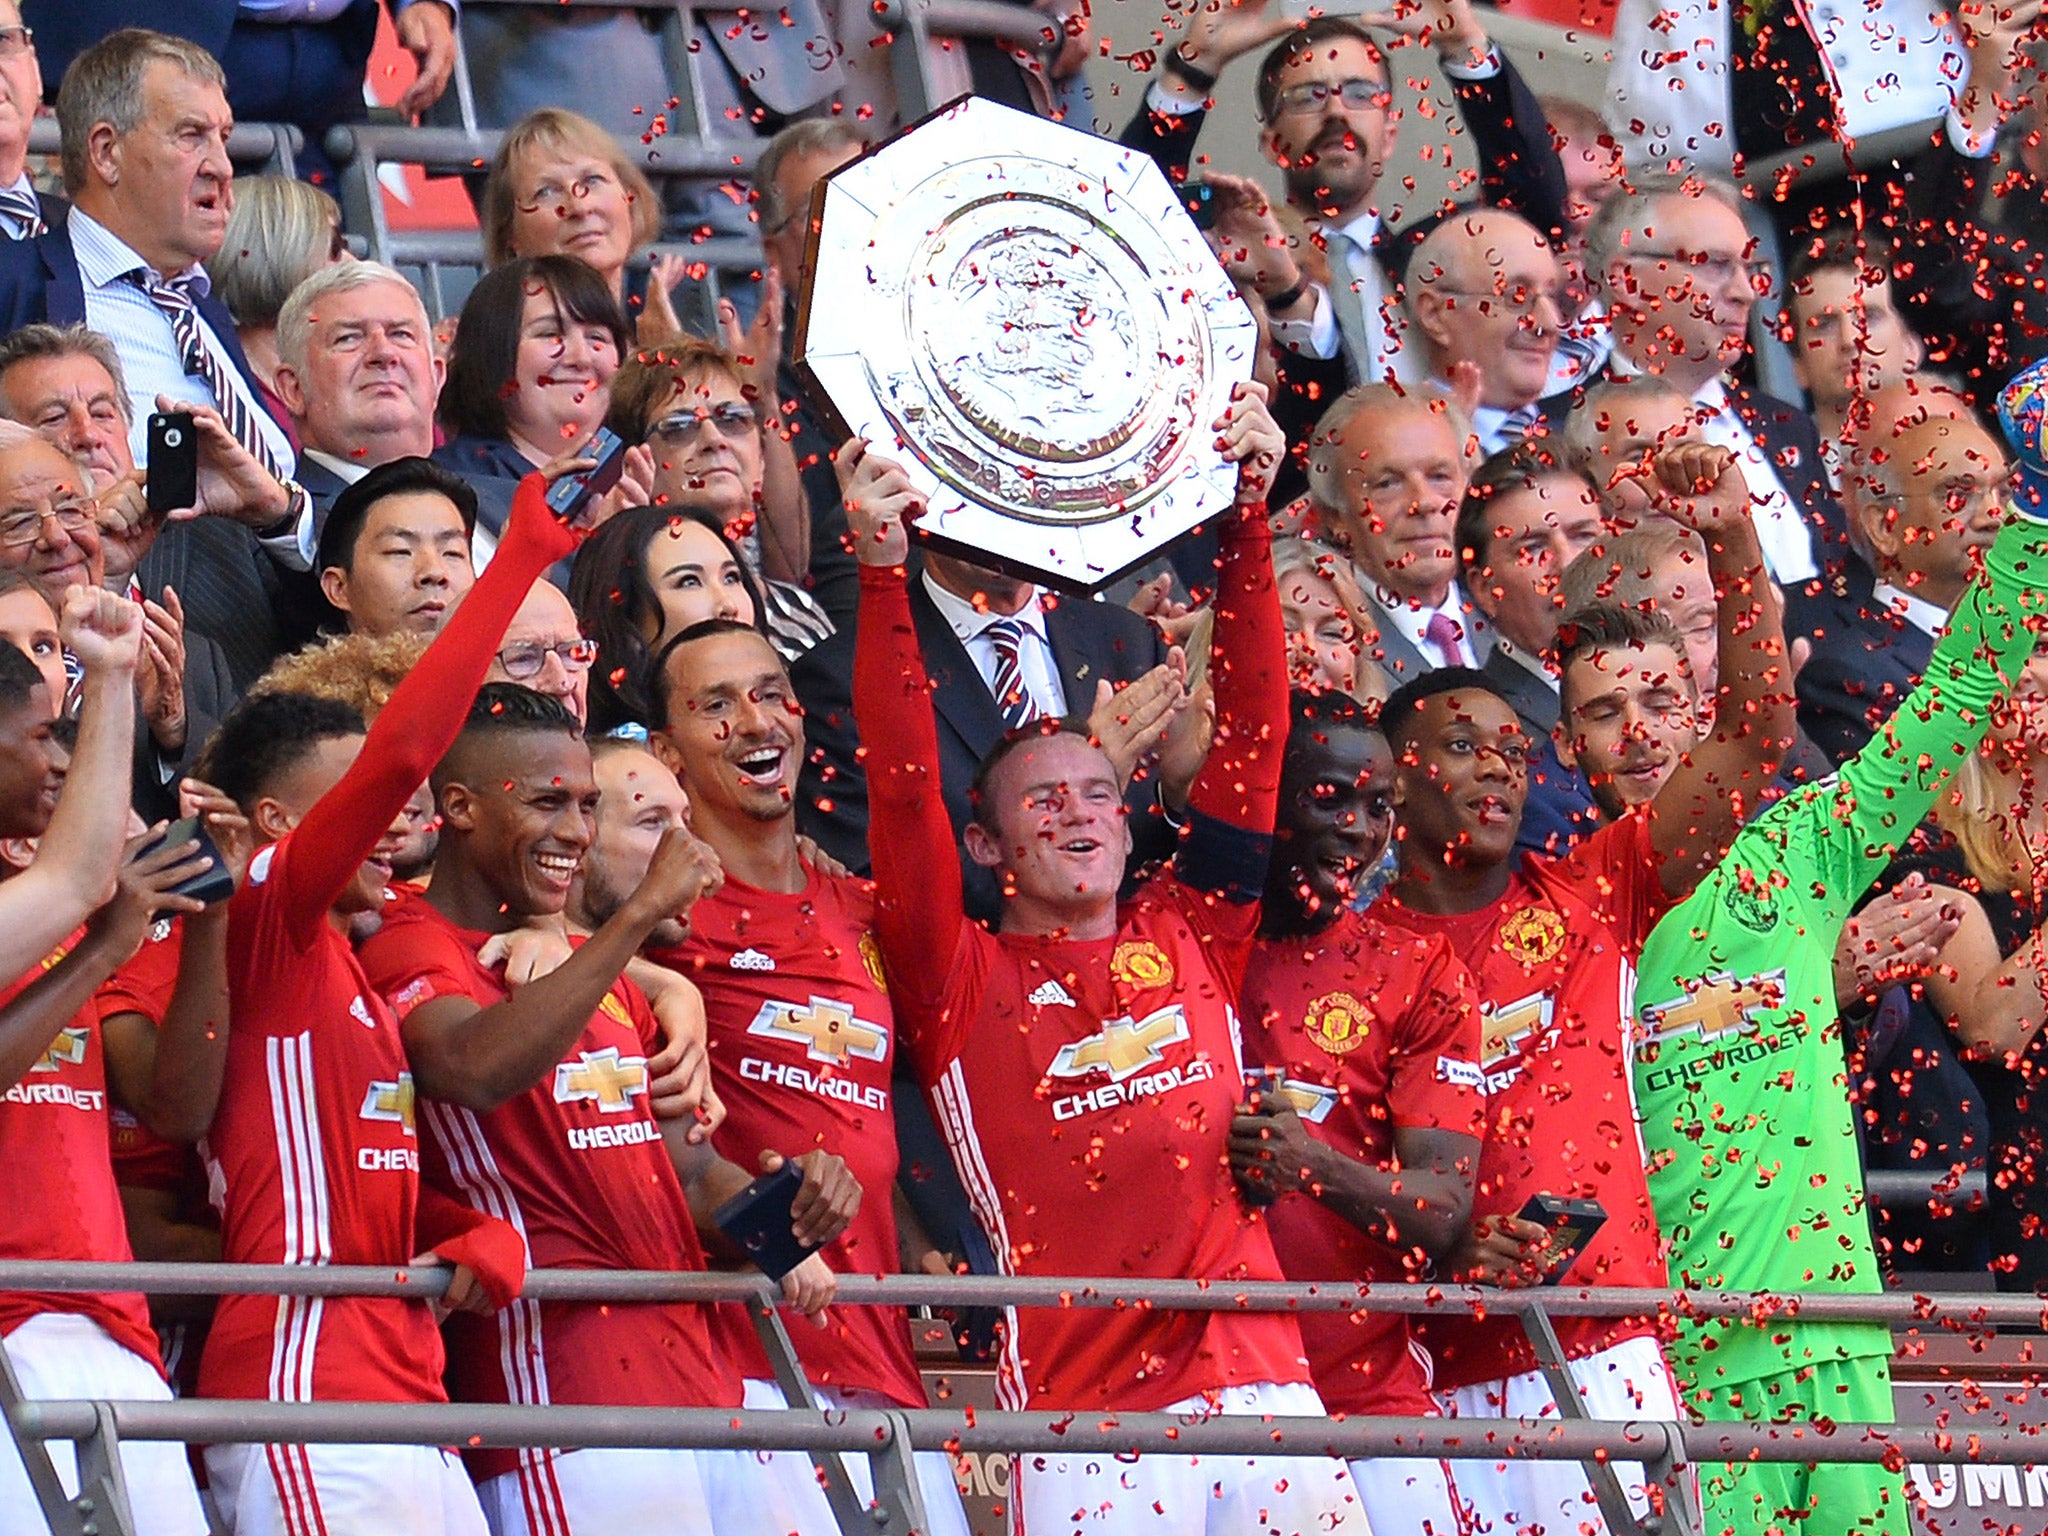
[1632,357,2048,1536]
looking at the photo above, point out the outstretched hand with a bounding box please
[1216,380,1283,507]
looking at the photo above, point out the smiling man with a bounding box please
[1379,443,1791,1536]
[314,457,476,639]
[0,428,102,607]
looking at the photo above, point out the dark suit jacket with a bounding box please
[134,519,293,697]
[1795,596,1937,766]
[791,576,1172,926]
[134,626,240,822]
[1484,649,1600,857]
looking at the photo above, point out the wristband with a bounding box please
[1163,48,1218,93]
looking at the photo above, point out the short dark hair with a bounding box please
[1454,443,1588,572]
[967,717,1097,835]
[316,456,479,578]
[0,637,46,716]
[1784,225,1897,311]
[648,616,779,726]
[1255,18,1385,123]
[439,256,628,441]
[568,505,772,732]
[434,682,584,791]
[1379,666,1510,752]
[1552,601,1689,683]
[197,691,367,814]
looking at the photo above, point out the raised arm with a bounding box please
[277,472,581,939]
[840,440,968,1027]
[1643,443,1794,897]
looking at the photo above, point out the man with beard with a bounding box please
[1231,689,1485,1536]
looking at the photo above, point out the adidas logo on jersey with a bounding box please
[349,995,376,1030]
[1028,979,1077,1008]
[730,948,776,972]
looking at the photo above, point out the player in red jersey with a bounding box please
[0,591,224,1536]
[1379,444,1793,1536]
[191,466,584,1536]
[640,631,973,1535]
[359,683,859,1536]
[1231,690,1485,1536]
[847,385,1368,1534]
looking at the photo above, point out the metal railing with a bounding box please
[9,1262,2048,1536]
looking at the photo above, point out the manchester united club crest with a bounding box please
[1304,991,1372,1057]
[1111,940,1175,992]
[1499,905,1566,966]
[859,931,890,994]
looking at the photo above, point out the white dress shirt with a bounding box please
[922,571,1069,718]
[1691,379,1820,585]
[1367,577,1483,669]
[1872,580,1949,641]
[69,209,297,481]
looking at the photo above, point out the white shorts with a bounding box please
[1345,1454,1469,1536]
[1436,1334,1683,1536]
[206,1440,488,1536]
[0,1312,206,1536]
[738,1378,971,1536]
[1013,1380,1367,1536]
[479,1446,720,1536]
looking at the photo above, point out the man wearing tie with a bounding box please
[0,3,50,240]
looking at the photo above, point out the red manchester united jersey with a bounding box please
[1389,812,1674,1387]
[654,864,924,1409]
[1241,909,1486,1414]
[900,875,1311,1413]
[199,836,446,1406]
[98,920,212,1201]
[0,937,157,1368]
[361,891,739,1484]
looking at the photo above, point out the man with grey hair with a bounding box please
[1566,172,1849,629]
[1307,382,1489,680]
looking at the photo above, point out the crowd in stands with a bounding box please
[5,0,2048,1532]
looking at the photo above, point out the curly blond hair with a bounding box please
[252,632,430,723]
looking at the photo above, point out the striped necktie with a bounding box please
[0,185,43,239]
[129,270,284,482]
[984,619,1041,732]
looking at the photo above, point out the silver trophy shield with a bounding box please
[794,96,1258,595]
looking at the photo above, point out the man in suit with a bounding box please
[1306,383,1490,683]
[1797,408,2012,763]
[0,1,55,239]
[1572,173,1853,632]
[792,549,1176,928]
[1783,233,1925,477]
[0,322,290,695]
[1454,447,1605,853]
[1405,207,1571,455]
[24,0,453,177]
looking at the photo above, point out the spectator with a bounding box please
[480,109,685,347]
[436,255,651,559]
[1560,525,1721,711]
[608,339,824,661]
[485,578,595,726]
[0,565,62,703]
[0,2,52,238]
[1272,536,1366,700]
[1403,207,1568,454]
[0,322,301,691]
[0,421,101,606]
[1797,410,2011,763]
[1579,173,1849,612]
[567,503,769,734]
[1783,232,1924,474]
[1559,377,1701,523]
[1539,97,1623,394]
[1452,446,1603,850]
[313,455,476,639]
[204,174,348,425]
[25,0,454,181]
[1306,383,1488,679]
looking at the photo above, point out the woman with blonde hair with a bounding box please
[481,107,689,346]
[205,175,349,426]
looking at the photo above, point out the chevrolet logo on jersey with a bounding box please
[359,1072,416,1134]
[1269,1075,1339,1124]
[1047,1006,1191,1083]
[32,1026,89,1073]
[748,997,889,1066]
[554,1048,649,1112]
[1481,991,1553,1074]
[1640,969,1788,1046]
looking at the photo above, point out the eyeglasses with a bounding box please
[651,402,758,442]
[0,503,91,549]
[1270,78,1393,119]
[496,638,599,680]
[0,27,33,61]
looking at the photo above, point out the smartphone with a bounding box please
[1181,181,1219,232]
[145,411,198,518]
[1516,1194,1609,1286]
[544,427,630,528]
[135,815,235,907]
[712,1162,816,1281]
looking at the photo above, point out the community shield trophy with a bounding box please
[793,96,1258,595]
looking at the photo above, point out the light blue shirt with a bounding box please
[68,207,296,480]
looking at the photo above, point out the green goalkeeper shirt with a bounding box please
[1633,515,2048,1396]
